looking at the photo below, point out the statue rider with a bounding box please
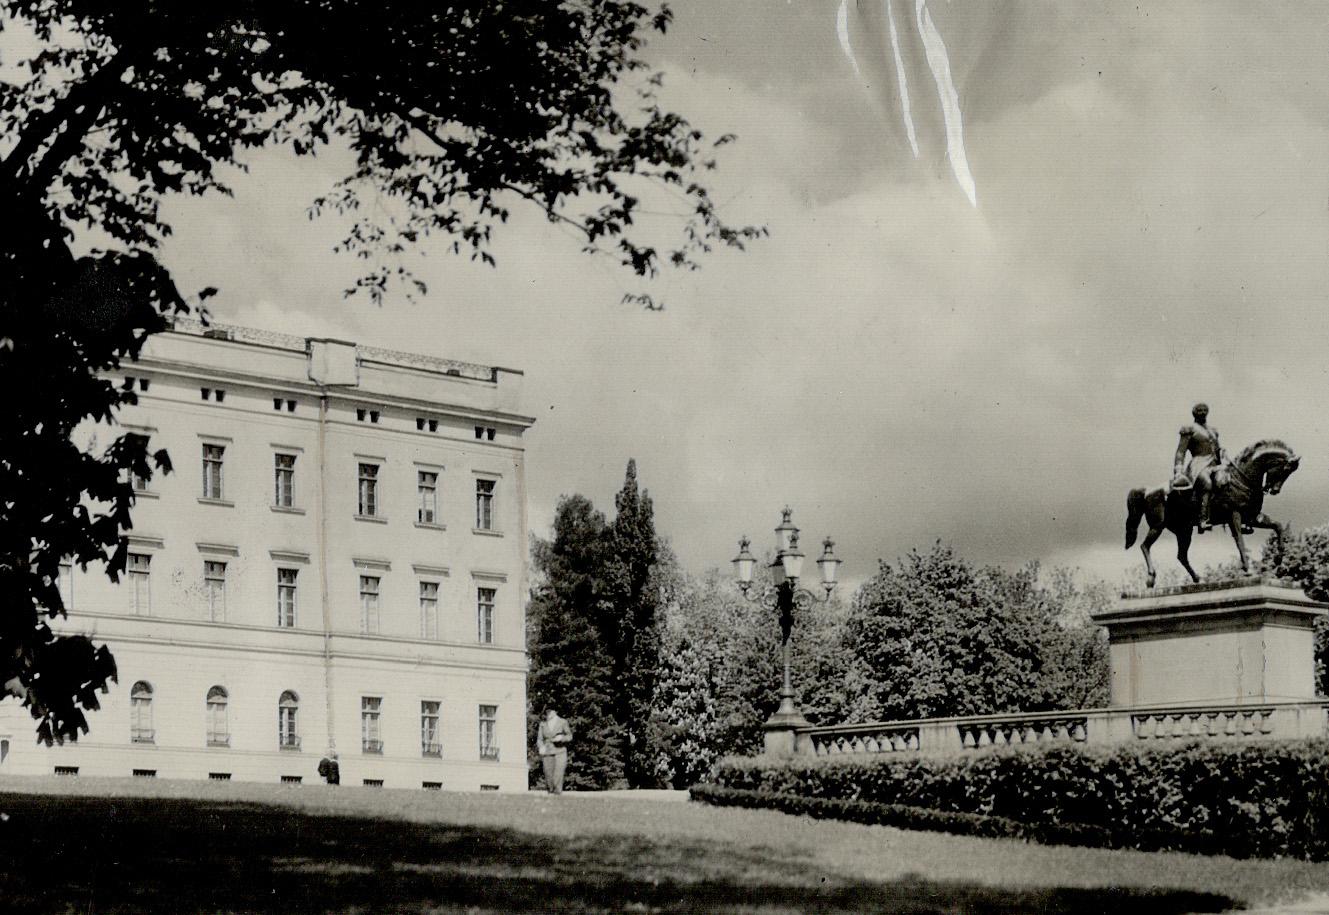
[1173,402,1226,531]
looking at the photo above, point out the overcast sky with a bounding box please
[151,1,1329,591]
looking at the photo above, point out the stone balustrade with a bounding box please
[792,699,1329,757]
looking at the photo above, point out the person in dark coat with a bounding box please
[318,750,340,785]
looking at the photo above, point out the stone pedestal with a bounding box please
[1092,577,1328,707]
[762,708,811,756]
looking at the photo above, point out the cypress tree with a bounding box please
[606,460,663,788]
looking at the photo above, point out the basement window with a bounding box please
[132,769,157,778]
[209,772,232,781]
[363,778,384,788]
[422,781,442,791]
[54,766,78,777]
[280,775,302,785]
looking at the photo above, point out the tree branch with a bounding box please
[0,52,127,199]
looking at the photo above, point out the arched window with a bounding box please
[130,681,154,744]
[206,686,229,747]
[278,690,300,750]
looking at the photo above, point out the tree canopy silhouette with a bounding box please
[0,0,761,742]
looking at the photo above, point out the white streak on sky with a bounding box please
[915,0,977,207]
[836,0,863,80]
[885,0,919,158]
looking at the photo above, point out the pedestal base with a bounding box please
[1093,576,1328,707]
[762,709,811,756]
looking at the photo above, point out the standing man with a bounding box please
[1174,402,1226,531]
[536,707,573,795]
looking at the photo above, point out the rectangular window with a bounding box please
[361,696,383,753]
[209,773,232,781]
[478,705,499,760]
[130,693,153,744]
[422,781,442,790]
[131,469,150,492]
[204,560,226,623]
[358,463,379,517]
[359,575,380,635]
[54,766,79,777]
[477,588,496,645]
[277,568,297,628]
[57,562,73,610]
[278,707,299,750]
[207,694,229,747]
[280,775,302,784]
[127,553,151,616]
[421,700,441,757]
[274,453,296,507]
[419,581,439,640]
[132,769,157,778]
[417,471,438,524]
[202,444,225,500]
[363,778,384,788]
[475,479,495,530]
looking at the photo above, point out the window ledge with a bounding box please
[414,521,446,532]
[132,490,159,500]
[197,498,235,508]
[355,514,388,524]
[271,505,306,516]
[472,528,504,538]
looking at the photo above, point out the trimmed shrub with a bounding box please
[698,739,1329,859]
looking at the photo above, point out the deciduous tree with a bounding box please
[1,0,760,742]
[842,543,1109,722]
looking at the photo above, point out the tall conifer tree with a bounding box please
[606,460,663,788]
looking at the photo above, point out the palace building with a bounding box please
[0,318,534,790]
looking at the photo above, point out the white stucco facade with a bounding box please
[0,319,535,790]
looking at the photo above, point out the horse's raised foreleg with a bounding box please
[1175,524,1200,583]
[1250,512,1287,544]
[1141,526,1162,588]
[1228,509,1251,573]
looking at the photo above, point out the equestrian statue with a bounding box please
[1125,403,1300,588]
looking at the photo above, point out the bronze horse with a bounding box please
[1125,440,1299,587]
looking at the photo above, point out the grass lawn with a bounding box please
[2,777,1329,913]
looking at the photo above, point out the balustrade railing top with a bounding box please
[795,698,1329,757]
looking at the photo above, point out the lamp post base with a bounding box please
[762,705,811,756]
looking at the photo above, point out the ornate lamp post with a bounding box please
[732,507,840,755]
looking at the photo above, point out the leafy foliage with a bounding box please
[526,495,624,790]
[650,564,853,787]
[2,0,759,741]
[1262,524,1329,694]
[2,0,763,304]
[705,739,1329,859]
[841,544,1109,722]
[526,463,666,789]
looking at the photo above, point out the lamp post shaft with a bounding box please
[763,580,809,753]
[776,581,797,716]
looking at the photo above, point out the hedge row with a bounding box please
[697,739,1329,859]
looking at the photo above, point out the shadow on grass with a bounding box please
[0,792,1238,914]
